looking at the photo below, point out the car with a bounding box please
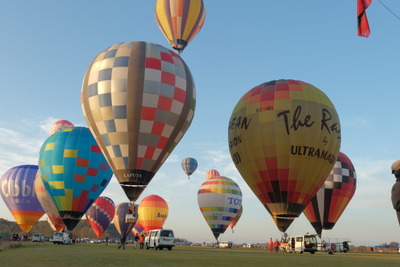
[52,232,72,245]
[32,233,44,242]
[145,229,175,250]
[219,241,233,248]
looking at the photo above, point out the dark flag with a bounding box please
[357,0,372,37]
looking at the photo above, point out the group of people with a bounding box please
[268,238,281,253]
[117,234,145,250]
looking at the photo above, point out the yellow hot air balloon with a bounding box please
[155,0,206,53]
[81,41,196,202]
[138,195,169,232]
[228,79,341,232]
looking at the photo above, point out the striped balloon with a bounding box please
[206,169,220,180]
[113,202,138,238]
[86,196,115,238]
[197,176,242,240]
[181,157,198,178]
[138,195,168,232]
[155,0,206,53]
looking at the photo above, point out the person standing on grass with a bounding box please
[118,235,126,250]
[139,234,145,249]
[268,237,273,252]
[273,239,280,253]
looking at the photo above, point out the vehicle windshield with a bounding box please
[54,233,63,237]
[160,230,173,237]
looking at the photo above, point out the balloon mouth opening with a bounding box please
[276,214,298,219]
[120,184,147,188]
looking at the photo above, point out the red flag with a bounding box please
[357,0,372,37]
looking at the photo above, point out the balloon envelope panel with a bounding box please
[34,171,65,232]
[155,0,206,52]
[138,194,168,232]
[303,152,357,236]
[86,196,115,238]
[0,165,45,233]
[50,120,74,135]
[81,41,196,202]
[206,169,220,180]
[197,176,242,240]
[38,127,113,231]
[228,79,341,232]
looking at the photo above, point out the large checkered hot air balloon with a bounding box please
[303,152,356,237]
[197,176,242,240]
[85,196,115,238]
[155,0,206,53]
[228,79,341,232]
[0,165,45,233]
[81,41,196,202]
[38,126,114,231]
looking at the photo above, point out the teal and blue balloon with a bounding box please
[38,127,113,231]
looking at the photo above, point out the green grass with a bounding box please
[0,243,399,267]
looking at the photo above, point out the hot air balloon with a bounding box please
[132,219,146,237]
[303,152,356,237]
[197,176,242,240]
[85,196,115,238]
[206,169,220,180]
[81,41,196,202]
[114,202,138,238]
[138,194,168,232]
[229,204,243,233]
[181,157,197,179]
[38,126,114,231]
[50,120,74,135]
[228,79,341,232]
[155,0,206,53]
[0,165,45,233]
[34,172,65,232]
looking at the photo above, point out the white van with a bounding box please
[52,232,72,245]
[219,241,233,248]
[287,234,318,254]
[32,233,44,242]
[145,229,175,250]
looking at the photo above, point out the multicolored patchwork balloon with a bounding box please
[0,165,45,233]
[155,0,206,53]
[181,157,197,179]
[85,196,115,238]
[197,176,242,240]
[34,171,65,232]
[38,126,113,231]
[132,218,146,236]
[138,194,168,232]
[81,41,196,202]
[303,152,357,237]
[228,79,341,232]
[113,202,138,238]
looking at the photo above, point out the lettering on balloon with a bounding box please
[229,135,242,150]
[290,145,336,164]
[157,212,167,219]
[228,116,252,131]
[277,106,341,139]
[227,197,242,206]
[1,179,35,197]
[124,173,142,178]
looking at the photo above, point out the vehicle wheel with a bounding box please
[311,252,315,254]
[155,246,158,250]
[168,247,172,251]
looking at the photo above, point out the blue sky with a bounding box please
[1,1,400,246]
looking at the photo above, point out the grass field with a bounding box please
[0,242,399,267]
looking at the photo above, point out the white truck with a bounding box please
[145,229,175,250]
[52,232,72,245]
[32,233,44,242]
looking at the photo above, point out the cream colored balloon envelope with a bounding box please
[197,176,242,240]
[228,79,341,232]
[81,41,196,202]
